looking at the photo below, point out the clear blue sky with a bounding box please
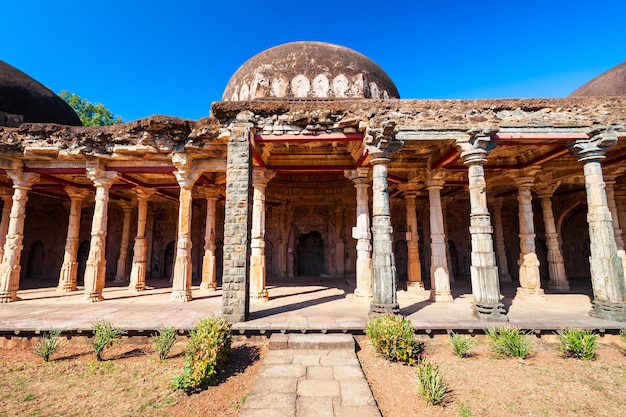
[2,0,625,122]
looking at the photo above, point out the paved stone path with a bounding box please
[239,334,381,417]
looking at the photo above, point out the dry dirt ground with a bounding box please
[1,334,625,416]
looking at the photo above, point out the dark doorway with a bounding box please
[164,241,175,279]
[296,231,324,276]
[24,240,45,284]
[394,239,408,280]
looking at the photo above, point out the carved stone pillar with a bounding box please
[57,187,90,292]
[604,180,626,276]
[365,122,402,315]
[514,176,544,299]
[200,185,220,291]
[128,188,155,291]
[114,202,134,283]
[250,168,275,302]
[0,171,39,303]
[170,155,201,302]
[427,175,453,302]
[491,198,512,283]
[344,167,372,298]
[334,201,345,278]
[570,133,626,321]
[398,185,424,291]
[457,128,507,321]
[83,164,118,302]
[277,201,288,278]
[0,190,15,262]
[536,184,569,291]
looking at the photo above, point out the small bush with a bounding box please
[557,329,597,360]
[448,332,476,358]
[366,314,423,365]
[92,321,125,361]
[416,358,448,406]
[619,330,626,350]
[33,329,64,362]
[172,317,232,392]
[486,326,533,359]
[153,327,177,361]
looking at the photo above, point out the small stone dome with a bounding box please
[569,61,626,97]
[0,60,81,126]
[222,41,399,101]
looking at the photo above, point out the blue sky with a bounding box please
[2,0,625,122]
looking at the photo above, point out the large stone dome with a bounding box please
[222,41,399,101]
[0,60,81,126]
[569,61,626,97]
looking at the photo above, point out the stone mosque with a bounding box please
[1,42,626,323]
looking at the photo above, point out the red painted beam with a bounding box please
[248,135,266,168]
[355,149,369,167]
[521,146,570,168]
[39,174,90,189]
[254,133,363,143]
[269,165,356,173]
[106,166,176,173]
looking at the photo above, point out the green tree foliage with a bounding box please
[58,90,123,126]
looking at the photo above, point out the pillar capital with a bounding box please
[535,181,560,199]
[86,162,118,189]
[172,154,201,189]
[456,126,499,165]
[200,184,221,200]
[6,170,39,189]
[365,121,403,158]
[252,168,276,187]
[344,167,370,184]
[570,131,618,163]
[134,187,155,202]
[0,188,13,202]
[64,186,90,201]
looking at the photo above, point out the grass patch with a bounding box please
[92,321,125,361]
[33,329,64,362]
[448,332,476,358]
[485,326,533,359]
[153,327,177,361]
[557,328,597,360]
[415,358,448,406]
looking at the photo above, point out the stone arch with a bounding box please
[291,74,310,98]
[560,205,590,281]
[296,231,324,276]
[332,74,349,98]
[313,74,329,98]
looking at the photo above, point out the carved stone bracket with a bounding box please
[364,121,403,157]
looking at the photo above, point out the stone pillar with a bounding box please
[222,121,254,322]
[287,207,295,278]
[570,133,626,321]
[114,202,134,283]
[335,201,345,278]
[365,122,402,315]
[0,171,39,303]
[170,154,201,302]
[83,164,118,302]
[418,200,431,282]
[427,175,453,302]
[604,180,626,276]
[277,201,288,278]
[0,190,15,262]
[457,128,507,321]
[128,188,155,291]
[200,185,220,291]
[399,185,424,291]
[441,198,455,283]
[249,168,275,302]
[57,187,90,292]
[491,198,512,283]
[514,176,544,299]
[536,184,569,291]
[344,167,372,298]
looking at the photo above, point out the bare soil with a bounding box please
[1,334,625,417]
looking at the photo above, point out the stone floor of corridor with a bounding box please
[1,277,624,333]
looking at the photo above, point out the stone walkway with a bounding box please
[239,333,381,417]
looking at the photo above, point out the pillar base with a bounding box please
[499,274,513,283]
[472,301,508,321]
[369,301,400,316]
[407,281,425,292]
[250,289,268,303]
[590,300,626,322]
[170,290,192,302]
[200,282,217,291]
[515,287,546,300]
[354,288,373,298]
[85,292,104,302]
[128,282,146,292]
[56,283,76,292]
[430,289,453,302]
[0,291,20,303]
[548,280,570,292]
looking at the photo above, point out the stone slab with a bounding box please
[269,333,290,350]
[297,379,340,397]
[287,333,355,350]
[296,396,334,417]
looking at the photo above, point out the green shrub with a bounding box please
[33,329,64,362]
[485,326,533,359]
[366,314,423,365]
[92,321,125,361]
[448,332,476,358]
[153,327,177,361]
[415,358,448,406]
[557,329,597,360]
[620,330,626,350]
[172,317,232,392]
